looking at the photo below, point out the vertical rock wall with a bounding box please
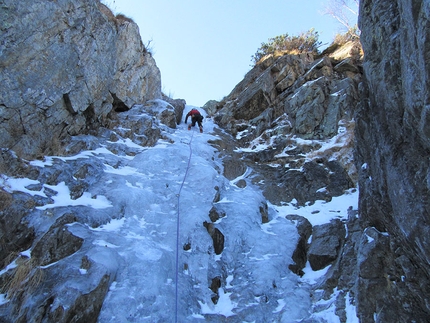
[356,0,430,321]
[0,0,161,159]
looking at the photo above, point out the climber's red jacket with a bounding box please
[185,109,201,123]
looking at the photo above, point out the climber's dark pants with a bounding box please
[191,115,203,128]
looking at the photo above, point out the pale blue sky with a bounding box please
[107,1,348,107]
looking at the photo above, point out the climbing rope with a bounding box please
[175,128,194,323]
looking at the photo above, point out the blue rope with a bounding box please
[175,129,194,323]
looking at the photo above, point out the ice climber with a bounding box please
[185,108,203,133]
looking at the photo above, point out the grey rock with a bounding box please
[47,274,110,323]
[13,256,115,323]
[308,209,361,311]
[254,159,353,206]
[108,108,161,147]
[222,156,247,181]
[259,202,269,224]
[214,50,360,142]
[145,100,177,129]
[355,0,430,320]
[209,276,222,304]
[209,46,361,218]
[0,0,161,159]
[334,58,359,74]
[161,94,186,125]
[203,221,225,255]
[235,179,247,188]
[0,191,35,269]
[286,214,312,276]
[202,100,221,117]
[212,186,221,203]
[208,206,225,223]
[308,219,345,271]
[32,213,83,267]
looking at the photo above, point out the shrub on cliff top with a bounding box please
[251,29,321,65]
[333,25,360,45]
[116,13,135,24]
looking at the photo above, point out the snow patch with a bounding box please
[273,298,286,313]
[36,182,112,210]
[345,292,359,322]
[274,188,358,226]
[91,218,125,232]
[198,289,237,317]
[301,262,331,284]
[1,176,46,197]
[30,147,115,167]
[0,294,9,306]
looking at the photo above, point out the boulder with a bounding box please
[108,108,161,147]
[202,100,221,117]
[162,94,186,125]
[203,221,225,255]
[46,274,110,323]
[32,213,83,267]
[222,156,247,181]
[208,206,225,223]
[12,252,117,323]
[0,191,35,269]
[144,100,178,129]
[308,219,346,271]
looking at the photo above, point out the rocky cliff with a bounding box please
[208,40,362,207]
[355,0,430,321]
[206,2,430,320]
[0,0,162,159]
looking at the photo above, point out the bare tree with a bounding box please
[324,0,359,31]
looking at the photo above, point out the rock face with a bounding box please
[0,0,161,159]
[209,42,361,207]
[355,0,430,321]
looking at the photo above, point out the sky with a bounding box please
[104,0,350,107]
